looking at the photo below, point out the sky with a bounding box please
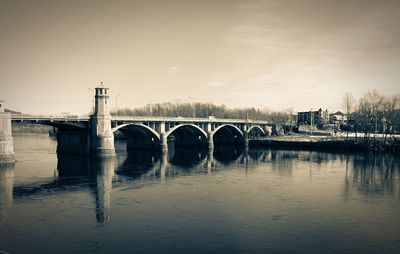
[0,0,399,115]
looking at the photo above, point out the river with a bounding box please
[0,134,399,254]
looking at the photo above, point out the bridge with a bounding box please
[0,86,273,163]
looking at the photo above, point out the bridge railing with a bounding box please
[11,114,90,122]
[110,116,270,124]
[10,114,270,125]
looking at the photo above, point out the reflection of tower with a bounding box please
[0,164,14,222]
[90,85,115,157]
[93,158,115,222]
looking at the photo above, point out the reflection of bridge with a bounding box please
[0,86,273,162]
[3,148,399,223]
[4,147,268,223]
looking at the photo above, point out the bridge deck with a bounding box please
[11,115,270,125]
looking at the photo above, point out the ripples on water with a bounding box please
[0,134,399,254]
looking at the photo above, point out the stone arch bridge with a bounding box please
[0,86,274,161]
[9,115,272,155]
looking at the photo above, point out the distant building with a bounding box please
[329,111,346,124]
[297,108,328,128]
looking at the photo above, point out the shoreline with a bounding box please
[250,135,400,153]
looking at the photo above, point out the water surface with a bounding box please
[0,134,399,254]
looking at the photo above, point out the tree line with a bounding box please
[342,90,400,142]
[111,102,294,125]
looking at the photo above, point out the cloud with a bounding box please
[168,66,180,76]
[208,81,226,87]
[229,82,282,91]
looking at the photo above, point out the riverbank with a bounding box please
[250,134,400,152]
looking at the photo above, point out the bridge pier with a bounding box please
[0,101,15,164]
[207,123,214,150]
[160,133,168,152]
[90,86,115,157]
[207,132,214,150]
[158,122,168,152]
[244,131,249,148]
[243,124,249,148]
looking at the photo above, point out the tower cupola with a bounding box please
[94,83,110,116]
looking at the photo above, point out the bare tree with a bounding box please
[110,102,293,126]
[356,90,384,143]
[382,94,400,143]
[342,92,355,139]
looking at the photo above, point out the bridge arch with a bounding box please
[248,125,266,136]
[212,124,244,145]
[166,124,208,147]
[112,123,160,139]
[114,123,160,150]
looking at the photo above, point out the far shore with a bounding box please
[250,133,400,152]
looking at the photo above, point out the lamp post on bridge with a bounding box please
[189,96,196,118]
[115,94,120,111]
[88,88,95,113]
[310,108,313,136]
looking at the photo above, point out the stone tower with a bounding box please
[90,85,115,157]
[0,100,15,164]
